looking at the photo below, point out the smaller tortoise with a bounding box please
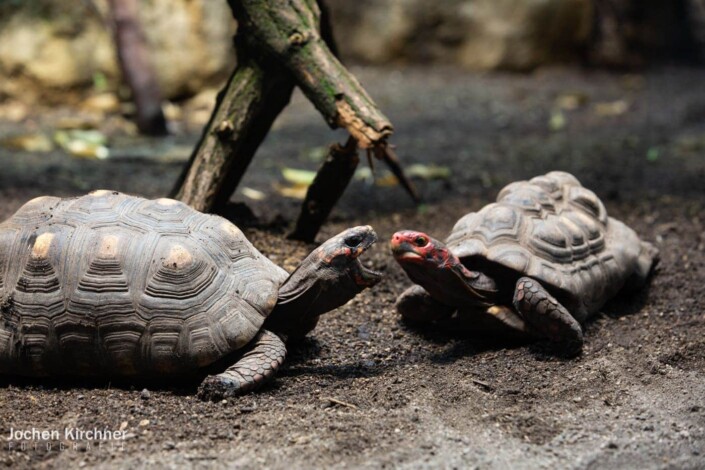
[0,191,382,398]
[390,171,658,353]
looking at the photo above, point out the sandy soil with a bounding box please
[0,66,703,469]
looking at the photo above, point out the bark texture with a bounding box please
[289,138,359,242]
[173,0,397,213]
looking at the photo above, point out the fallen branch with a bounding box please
[321,396,359,410]
[173,0,417,230]
[289,137,359,242]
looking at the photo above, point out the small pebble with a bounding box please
[140,389,151,400]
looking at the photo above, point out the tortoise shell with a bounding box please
[445,172,644,319]
[0,190,288,376]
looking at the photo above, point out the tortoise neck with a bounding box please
[262,257,365,341]
[400,254,498,308]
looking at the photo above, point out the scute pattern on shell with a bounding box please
[446,172,643,317]
[0,191,286,377]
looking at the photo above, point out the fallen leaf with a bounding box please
[375,172,398,187]
[81,93,120,113]
[555,92,589,110]
[674,134,705,155]
[354,167,373,182]
[138,419,150,427]
[162,102,182,121]
[55,117,99,130]
[549,110,566,131]
[54,130,109,160]
[594,100,630,116]
[92,71,108,92]
[0,101,28,122]
[241,187,266,201]
[0,133,53,152]
[304,146,329,162]
[273,183,309,200]
[406,164,451,180]
[646,147,660,162]
[281,168,317,186]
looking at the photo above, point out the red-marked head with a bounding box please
[391,230,498,307]
[390,230,453,268]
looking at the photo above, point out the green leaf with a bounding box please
[281,168,317,186]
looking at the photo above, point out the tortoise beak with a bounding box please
[390,232,424,262]
[352,227,382,286]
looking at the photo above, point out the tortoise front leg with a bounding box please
[397,286,532,338]
[513,277,583,354]
[197,329,286,400]
[396,285,455,325]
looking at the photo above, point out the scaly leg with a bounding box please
[197,329,286,400]
[395,285,455,325]
[513,277,583,354]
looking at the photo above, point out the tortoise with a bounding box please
[390,171,658,353]
[0,190,381,398]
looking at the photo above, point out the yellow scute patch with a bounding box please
[220,221,242,237]
[31,233,54,259]
[156,198,179,206]
[163,244,192,269]
[98,235,119,258]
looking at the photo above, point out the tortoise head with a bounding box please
[391,230,498,307]
[315,225,382,288]
[265,226,382,340]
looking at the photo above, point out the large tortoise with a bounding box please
[390,171,658,353]
[0,190,381,398]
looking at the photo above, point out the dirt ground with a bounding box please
[0,66,703,469]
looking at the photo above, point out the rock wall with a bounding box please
[0,0,235,101]
[0,0,701,103]
[326,0,594,71]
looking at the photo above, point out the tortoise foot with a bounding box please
[396,285,455,325]
[513,277,583,356]
[196,329,286,401]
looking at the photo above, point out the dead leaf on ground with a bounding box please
[354,167,373,183]
[54,130,109,160]
[81,93,120,114]
[674,134,705,155]
[375,172,398,187]
[162,102,183,121]
[281,168,317,186]
[0,133,53,152]
[0,101,28,122]
[406,163,451,180]
[273,182,309,200]
[593,100,630,117]
[55,117,99,130]
[549,110,566,131]
[241,187,267,201]
[555,92,589,110]
[303,146,329,163]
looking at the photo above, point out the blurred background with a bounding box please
[1,0,704,103]
[0,0,703,213]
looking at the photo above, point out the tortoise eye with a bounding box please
[414,236,427,247]
[344,234,363,248]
